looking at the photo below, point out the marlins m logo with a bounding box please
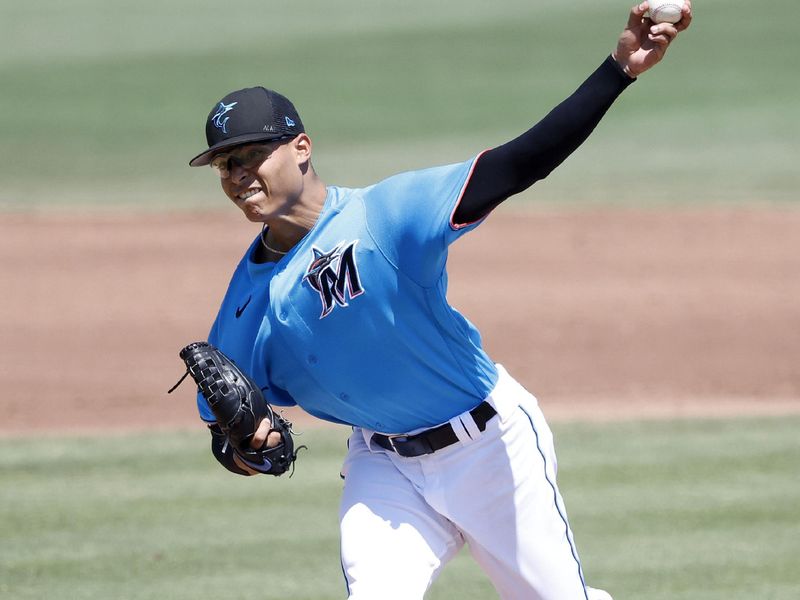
[211,101,237,133]
[303,241,364,319]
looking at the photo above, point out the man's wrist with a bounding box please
[610,52,637,80]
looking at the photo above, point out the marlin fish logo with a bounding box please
[211,101,237,134]
[304,241,364,318]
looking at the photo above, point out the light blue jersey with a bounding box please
[196,239,279,422]
[199,157,499,433]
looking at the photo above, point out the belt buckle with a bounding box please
[386,434,409,453]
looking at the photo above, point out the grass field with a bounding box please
[1,0,798,208]
[2,416,799,600]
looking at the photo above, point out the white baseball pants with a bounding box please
[339,365,596,600]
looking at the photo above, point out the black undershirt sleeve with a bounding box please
[453,55,635,225]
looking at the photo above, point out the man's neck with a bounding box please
[265,174,328,253]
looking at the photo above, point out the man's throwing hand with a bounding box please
[613,1,693,78]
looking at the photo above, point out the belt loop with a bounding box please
[362,428,381,453]
[447,415,472,445]
[461,411,482,440]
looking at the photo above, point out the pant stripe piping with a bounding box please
[340,552,351,597]
[520,405,588,600]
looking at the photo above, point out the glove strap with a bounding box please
[167,368,190,394]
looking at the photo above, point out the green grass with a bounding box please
[555,417,800,599]
[2,416,799,599]
[1,0,798,209]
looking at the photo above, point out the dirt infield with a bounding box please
[2,206,799,435]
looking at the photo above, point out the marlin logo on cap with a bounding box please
[211,101,237,134]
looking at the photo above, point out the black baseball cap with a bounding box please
[189,86,305,167]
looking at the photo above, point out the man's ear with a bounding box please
[293,133,313,165]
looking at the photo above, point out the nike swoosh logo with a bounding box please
[235,295,252,318]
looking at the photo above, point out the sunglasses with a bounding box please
[209,136,295,178]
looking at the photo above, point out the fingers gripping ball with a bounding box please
[648,0,683,23]
[174,342,300,476]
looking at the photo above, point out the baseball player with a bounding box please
[184,4,691,599]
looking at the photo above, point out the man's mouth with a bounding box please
[237,188,262,201]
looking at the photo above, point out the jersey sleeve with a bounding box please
[362,157,482,287]
[196,393,216,423]
[195,318,221,424]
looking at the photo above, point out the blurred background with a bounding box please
[1,0,797,210]
[2,0,798,430]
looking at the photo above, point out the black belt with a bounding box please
[372,401,497,458]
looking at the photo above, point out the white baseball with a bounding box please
[648,0,683,24]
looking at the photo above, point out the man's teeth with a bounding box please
[239,189,261,200]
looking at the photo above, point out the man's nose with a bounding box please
[230,161,250,184]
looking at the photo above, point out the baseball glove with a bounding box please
[169,341,300,476]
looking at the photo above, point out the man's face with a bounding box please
[214,138,301,222]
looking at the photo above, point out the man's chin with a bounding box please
[241,207,264,223]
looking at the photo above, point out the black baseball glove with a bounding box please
[169,341,300,476]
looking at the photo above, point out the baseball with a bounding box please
[648,0,683,24]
